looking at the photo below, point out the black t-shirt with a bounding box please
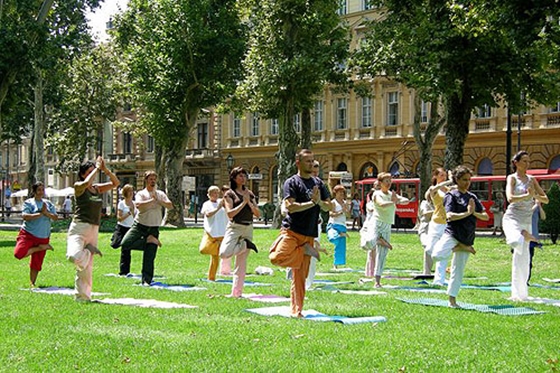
[225,189,256,224]
[444,189,484,246]
[281,175,330,237]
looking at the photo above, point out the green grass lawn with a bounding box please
[1,227,559,372]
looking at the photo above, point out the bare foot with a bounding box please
[39,244,54,252]
[85,243,103,257]
[452,243,476,255]
[377,237,393,250]
[521,230,538,243]
[147,235,162,247]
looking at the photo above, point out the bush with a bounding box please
[541,182,560,244]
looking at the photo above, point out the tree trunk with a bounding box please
[300,107,312,150]
[271,100,299,228]
[163,140,187,227]
[33,73,46,184]
[154,143,166,191]
[444,92,472,170]
[412,96,445,198]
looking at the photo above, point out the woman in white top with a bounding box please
[503,151,548,301]
[327,184,349,269]
[372,172,409,287]
[199,186,229,280]
[115,184,136,276]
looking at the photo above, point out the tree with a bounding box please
[238,0,350,227]
[116,0,247,227]
[354,0,560,170]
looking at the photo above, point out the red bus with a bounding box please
[355,170,560,229]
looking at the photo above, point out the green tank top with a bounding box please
[74,187,103,225]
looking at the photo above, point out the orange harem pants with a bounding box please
[199,231,223,281]
[269,229,314,317]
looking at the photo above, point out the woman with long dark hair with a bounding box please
[66,156,119,301]
[503,151,548,301]
[218,167,260,297]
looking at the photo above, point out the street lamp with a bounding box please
[226,154,235,171]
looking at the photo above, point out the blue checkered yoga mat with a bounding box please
[399,297,545,316]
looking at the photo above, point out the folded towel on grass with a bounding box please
[27,287,109,296]
[246,306,387,324]
[200,279,272,286]
[92,298,197,309]
[242,293,291,303]
[399,297,545,316]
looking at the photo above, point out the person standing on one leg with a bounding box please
[219,167,260,298]
[372,172,409,288]
[66,157,120,301]
[417,194,434,275]
[431,166,489,308]
[502,151,548,301]
[121,171,173,286]
[199,186,228,281]
[14,182,58,287]
[362,184,379,277]
[269,149,331,318]
[425,168,454,285]
[113,184,136,276]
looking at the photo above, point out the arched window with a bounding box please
[389,162,400,177]
[477,158,493,176]
[336,162,348,171]
[549,154,560,172]
[359,162,378,179]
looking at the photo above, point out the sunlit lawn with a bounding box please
[1,226,559,372]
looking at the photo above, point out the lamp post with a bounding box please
[225,154,235,171]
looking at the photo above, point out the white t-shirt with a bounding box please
[373,190,396,224]
[118,200,135,228]
[201,199,228,238]
[135,188,171,227]
[329,199,347,225]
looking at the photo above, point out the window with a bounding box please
[251,113,260,136]
[387,92,399,126]
[421,101,430,123]
[314,101,324,131]
[363,0,373,10]
[294,113,301,133]
[123,132,132,154]
[147,135,155,153]
[232,117,241,138]
[476,104,492,118]
[477,158,493,176]
[550,102,560,112]
[361,97,372,128]
[337,0,347,15]
[271,119,279,135]
[197,122,208,148]
[337,98,347,129]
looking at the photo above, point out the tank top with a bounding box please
[431,187,448,224]
[73,187,103,225]
[506,174,534,221]
[225,189,255,224]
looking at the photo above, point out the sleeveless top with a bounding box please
[225,189,255,225]
[431,187,448,225]
[74,187,103,225]
[505,174,534,221]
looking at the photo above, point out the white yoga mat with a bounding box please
[134,282,207,292]
[27,287,109,296]
[242,293,291,303]
[92,298,197,309]
[246,306,387,324]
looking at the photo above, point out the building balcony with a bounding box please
[185,148,214,158]
[546,113,560,127]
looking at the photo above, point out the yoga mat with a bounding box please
[316,269,364,276]
[312,280,354,285]
[415,280,511,292]
[242,293,291,303]
[104,273,166,280]
[135,282,207,292]
[245,306,387,324]
[523,297,560,308]
[332,289,387,295]
[200,279,272,287]
[543,278,560,283]
[399,297,545,316]
[530,283,560,290]
[92,298,197,309]
[27,287,109,296]
[382,285,447,294]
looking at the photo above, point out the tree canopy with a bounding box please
[354,0,560,169]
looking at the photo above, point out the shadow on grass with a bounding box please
[0,240,15,248]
